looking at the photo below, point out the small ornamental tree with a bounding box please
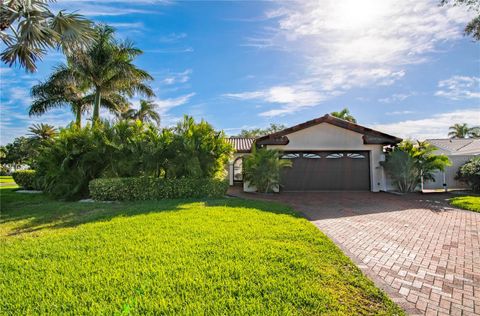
[383,140,451,193]
[456,157,480,192]
[244,147,292,193]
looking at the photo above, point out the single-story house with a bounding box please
[423,138,480,190]
[227,114,402,192]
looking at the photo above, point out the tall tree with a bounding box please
[118,100,161,125]
[28,123,57,140]
[330,108,357,123]
[68,25,154,125]
[441,0,480,41]
[30,65,128,128]
[448,123,476,138]
[468,126,480,138]
[0,0,95,72]
[237,123,287,138]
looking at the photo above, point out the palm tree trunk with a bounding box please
[93,89,101,126]
[75,107,82,128]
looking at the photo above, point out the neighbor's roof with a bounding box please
[426,138,480,156]
[227,137,256,153]
[256,114,402,146]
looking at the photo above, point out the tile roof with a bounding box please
[427,138,480,155]
[227,137,255,153]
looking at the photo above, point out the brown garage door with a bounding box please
[280,151,370,191]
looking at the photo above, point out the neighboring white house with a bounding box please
[423,138,480,190]
[227,114,402,193]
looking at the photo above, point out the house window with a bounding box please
[326,153,344,159]
[346,153,365,159]
[303,153,321,159]
[281,153,300,159]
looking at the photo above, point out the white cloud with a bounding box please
[264,0,471,73]
[0,67,12,75]
[224,85,327,117]
[158,33,187,43]
[435,75,480,100]
[3,87,32,106]
[385,110,415,115]
[155,93,196,114]
[379,93,414,103]
[145,48,194,54]
[54,1,169,16]
[109,22,145,29]
[372,108,480,140]
[237,0,473,116]
[162,69,192,85]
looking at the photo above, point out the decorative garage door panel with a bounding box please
[280,151,370,191]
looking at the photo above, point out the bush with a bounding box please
[12,170,38,189]
[244,148,292,193]
[456,157,480,192]
[0,165,10,176]
[383,140,451,193]
[35,118,233,200]
[89,177,229,201]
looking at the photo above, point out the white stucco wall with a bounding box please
[423,155,473,190]
[265,123,386,192]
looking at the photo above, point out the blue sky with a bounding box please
[1,0,479,144]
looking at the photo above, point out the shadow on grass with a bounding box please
[0,188,298,236]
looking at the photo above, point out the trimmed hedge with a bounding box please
[12,170,38,190]
[89,177,229,201]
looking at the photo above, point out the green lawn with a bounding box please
[450,196,480,213]
[0,187,402,315]
[0,176,17,189]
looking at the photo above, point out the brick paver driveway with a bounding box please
[228,189,480,315]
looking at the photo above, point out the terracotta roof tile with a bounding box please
[227,137,255,152]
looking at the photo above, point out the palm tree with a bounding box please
[330,108,357,123]
[1,0,95,72]
[243,148,292,193]
[30,65,129,128]
[115,104,136,121]
[448,123,471,138]
[28,123,57,140]
[131,100,161,125]
[468,126,480,138]
[68,25,154,125]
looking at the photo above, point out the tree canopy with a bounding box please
[236,123,287,138]
[1,0,95,72]
[330,108,357,123]
[441,0,480,40]
[448,123,480,138]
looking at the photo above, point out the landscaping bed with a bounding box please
[0,187,403,315]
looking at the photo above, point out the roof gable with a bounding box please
[256,114,402,146]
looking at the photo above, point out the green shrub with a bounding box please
[12,170,38,189]
[383,140,451,193]
[244,148,292,193]
[35,117,233,200]
[456,157,480,192]
[89,177,229,201]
